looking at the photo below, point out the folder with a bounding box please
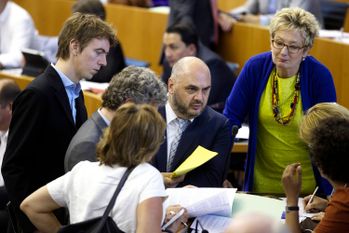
[172,146,218,178]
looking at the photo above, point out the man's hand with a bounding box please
[162,173,185,188]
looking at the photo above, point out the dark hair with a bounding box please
[166,22,199,48]
[96,103,166,167]
[0,80,20,108]
[309,117,349,184]
[72,0,106,20]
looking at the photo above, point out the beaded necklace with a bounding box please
[271,69,300,125]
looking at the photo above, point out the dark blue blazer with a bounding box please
[152,106,233,187]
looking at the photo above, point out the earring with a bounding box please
[302,56,306,61]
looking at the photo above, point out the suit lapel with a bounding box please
[45,66,77,127]
[75,93,87,128]
[157,107,168,171]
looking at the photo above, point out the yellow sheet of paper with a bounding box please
[172,146,218,178]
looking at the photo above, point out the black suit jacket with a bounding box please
[169,0,215,48]
[1,65,87,232]
[152,106,233,187]
[162,43,236,112]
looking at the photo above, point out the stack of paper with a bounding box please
[164,188,237,218]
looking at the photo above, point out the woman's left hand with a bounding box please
[282,163,302,204]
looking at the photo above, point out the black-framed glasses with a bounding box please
[271,39,305,54]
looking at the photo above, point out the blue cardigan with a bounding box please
[223,52,336,195]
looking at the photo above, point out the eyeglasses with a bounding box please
[271,39,305,54]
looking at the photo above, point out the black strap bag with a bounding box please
[57,167,134,233]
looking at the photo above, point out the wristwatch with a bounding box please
[286,206,299,213]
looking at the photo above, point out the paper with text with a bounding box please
[172,146,218,177]
[164,188,237,217]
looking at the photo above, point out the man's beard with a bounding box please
[171,93,203,119]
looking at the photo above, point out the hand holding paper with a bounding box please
[172,146,218,178]
[163,172,185,188]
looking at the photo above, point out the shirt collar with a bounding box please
[98,108,110,125]
[165,102,194,124]
[51,63,81,96]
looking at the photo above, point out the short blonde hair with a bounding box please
[269,7,319,48]
[300,102,349,145]
[96,103,166,167]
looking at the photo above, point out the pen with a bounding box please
[306,186,319,208]
[162,208,185,230]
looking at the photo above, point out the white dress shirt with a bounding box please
[0,1,35,68]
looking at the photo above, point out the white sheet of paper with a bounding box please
[164,188,237,217]
[235,124,249,140]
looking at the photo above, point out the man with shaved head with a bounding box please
[152,56,233,188]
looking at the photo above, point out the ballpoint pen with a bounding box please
[306,186,319,208]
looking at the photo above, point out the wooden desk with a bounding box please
[233,141,248,153]
[0,71,33,90]
[0,71,101,118]
[218,0,246,12]
[105,4,168,74]
[82,91,102,117]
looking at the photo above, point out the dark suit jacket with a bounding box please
[64,111,107,172]
[90,43,126,83]
[1,65,87,232]
[162,43,236,113]
[168,0,215,48]
[152,106,233,187]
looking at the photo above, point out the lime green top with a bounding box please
[253,71,316,194]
